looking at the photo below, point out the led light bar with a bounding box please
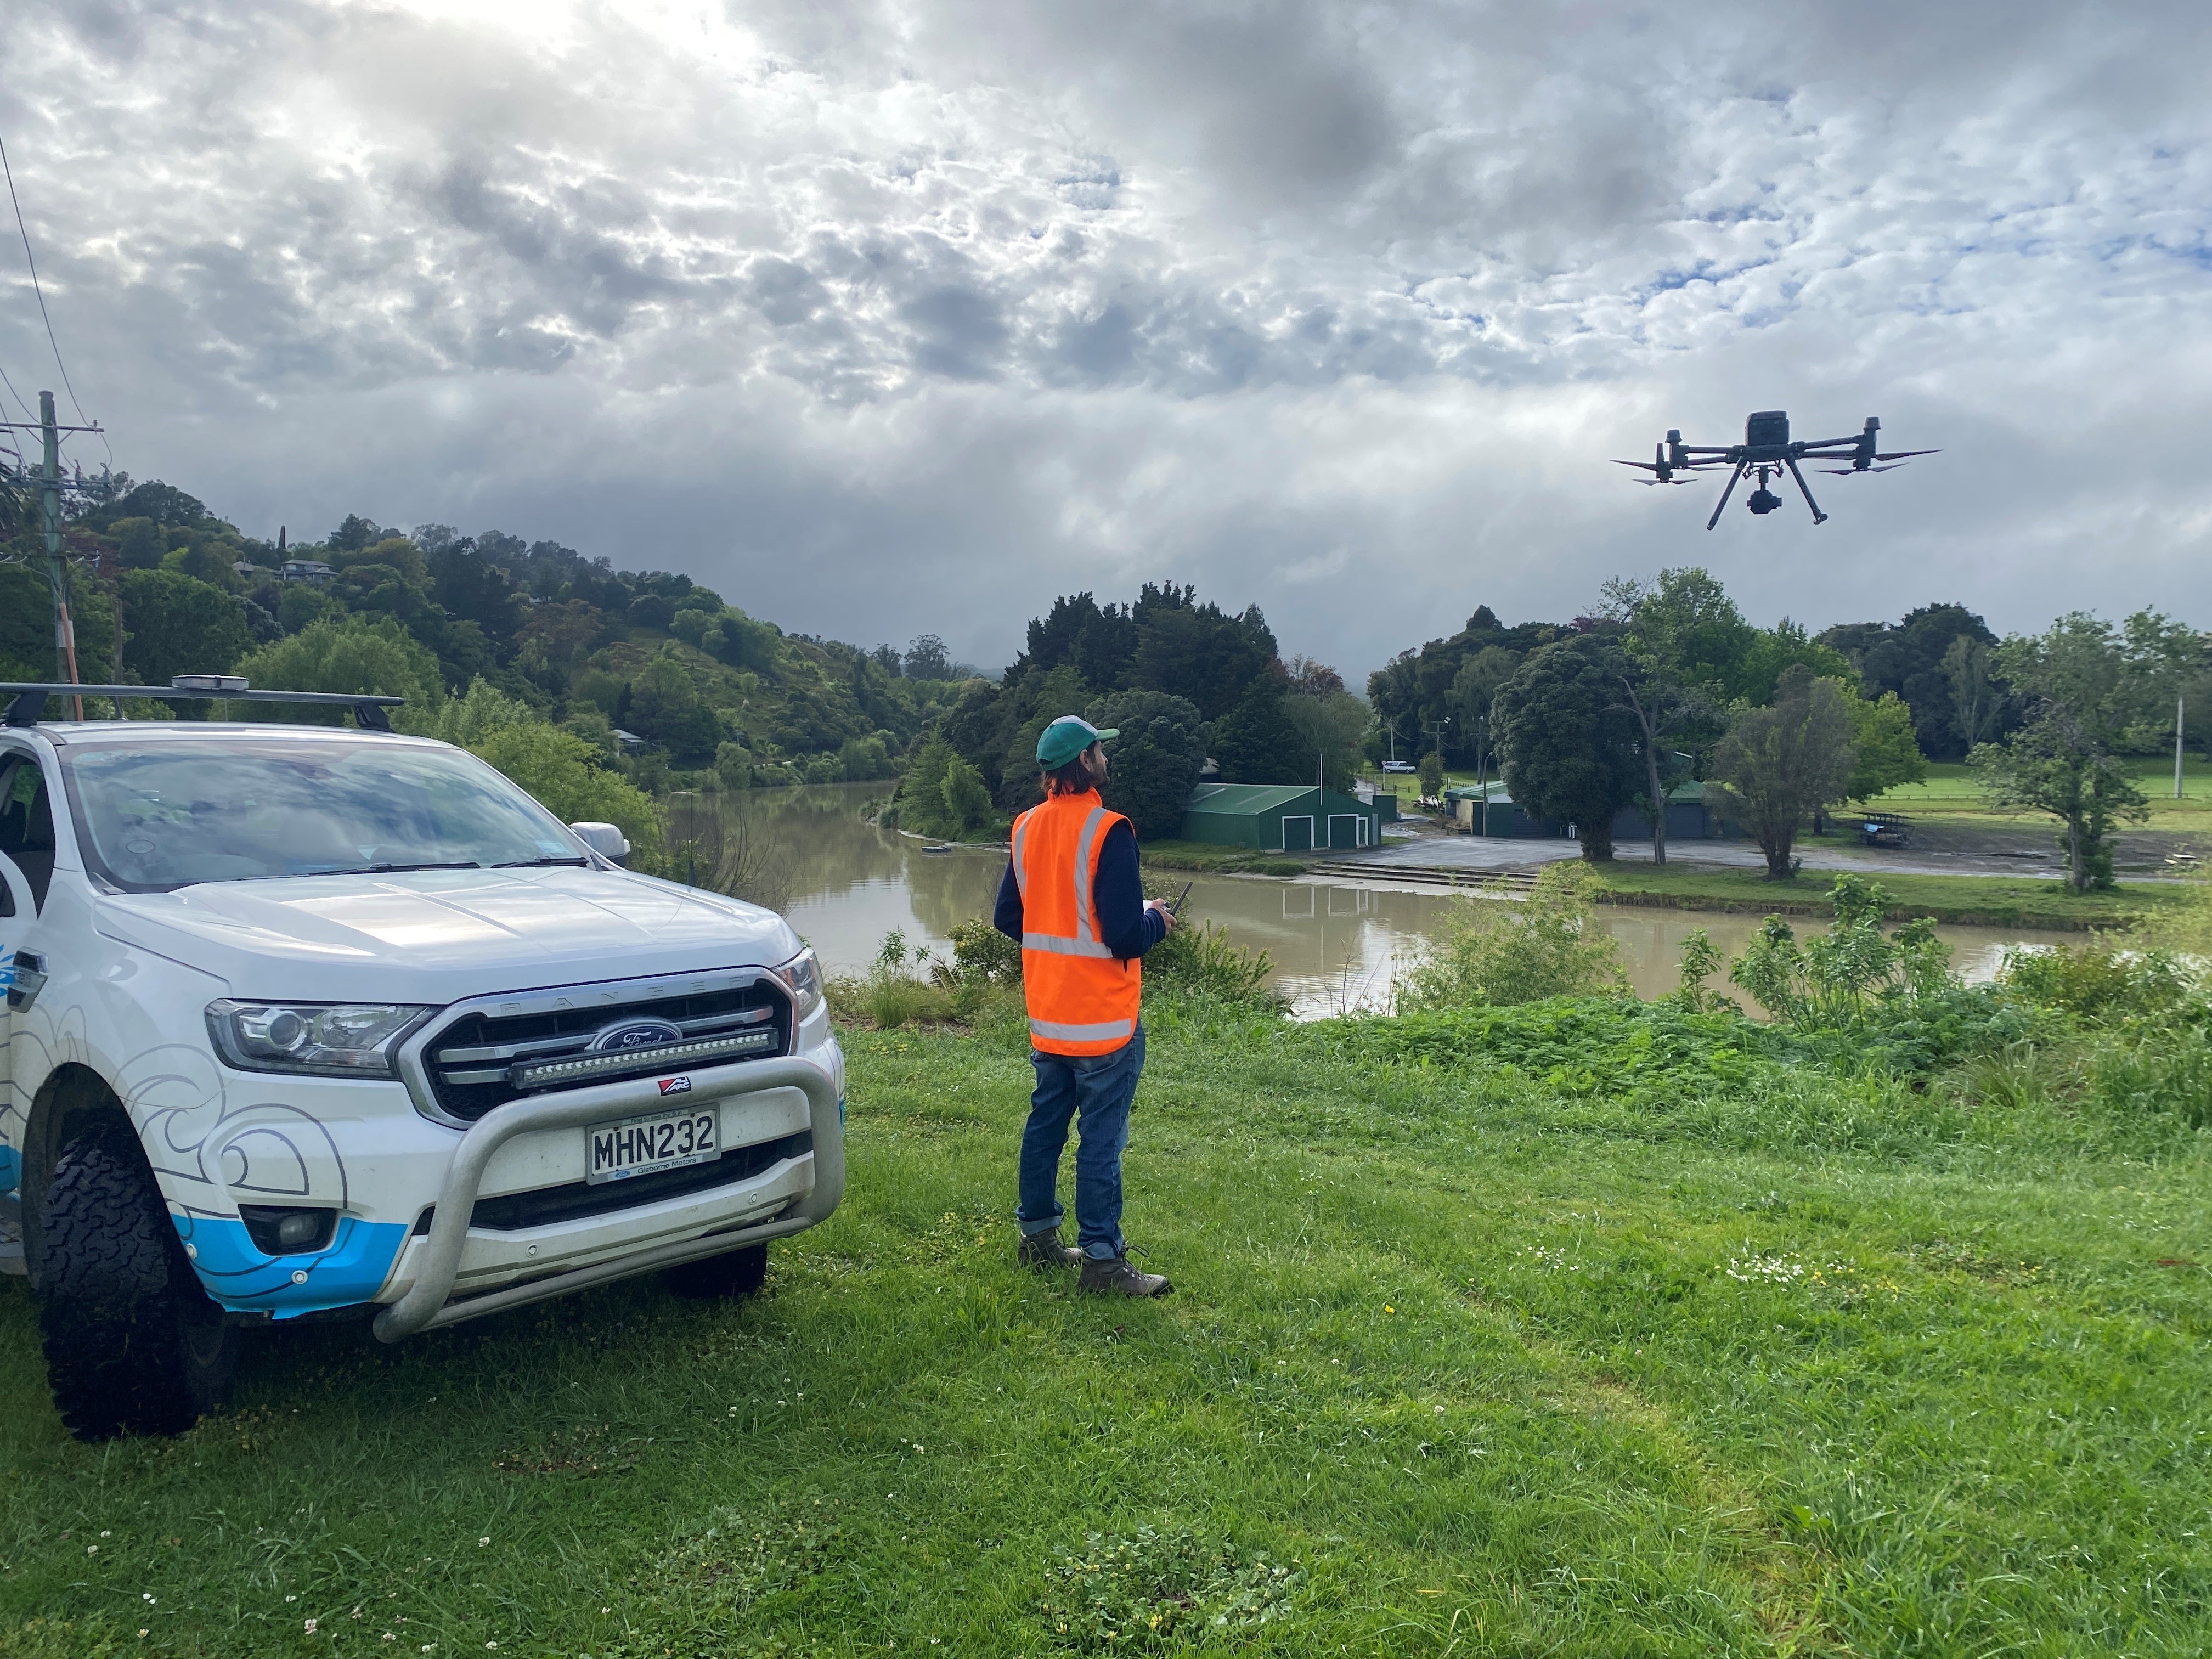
[510,1028,779,1090]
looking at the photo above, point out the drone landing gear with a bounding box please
[1705,460,1748,531]
[1782,455,1829,525]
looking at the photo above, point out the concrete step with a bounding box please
[1308,861,1540,891]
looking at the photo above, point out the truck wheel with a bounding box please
[37,1120,239,1442]
[665,1242,768,1301]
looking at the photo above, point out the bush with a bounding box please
[1998,941,2192,1023]
[1729,874,1955,1026]
[227,613,443,729]
[1144,919,1284,1009]
[1397,862,1628,1011]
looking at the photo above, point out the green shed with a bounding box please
[1178,783,1384,851]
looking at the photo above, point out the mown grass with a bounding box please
[3,994,2210,1656]
[1138,840,1313,877]
[1590,862,2182,930]
[1864,758,2212,834]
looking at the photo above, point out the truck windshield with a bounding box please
[55,737,592,894]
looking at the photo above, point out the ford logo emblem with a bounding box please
[589,1017,683,1053]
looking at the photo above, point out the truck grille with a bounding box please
[414,1129,814,1233]
[424,978,792,1123]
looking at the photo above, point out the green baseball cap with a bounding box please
[1036,715,1118,769]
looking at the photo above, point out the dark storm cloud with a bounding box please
[1,0,2209,675]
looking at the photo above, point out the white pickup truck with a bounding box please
[0,680,843,1441]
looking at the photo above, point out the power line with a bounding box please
[0,357,34,423]
[0,131,105,464]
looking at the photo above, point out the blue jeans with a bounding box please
[1016,1023,1146,1260]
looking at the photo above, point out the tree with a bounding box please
[1600,649,1711,866]
[1210,673,1306,785]
[1844,691,1927,801]
[1084,689,1206,841]
[1971,613,2151,891]
[1623,567,1758,701]
[1707,667,1857,879]
[1494,634,1644,861]
[904,634,952,680]
[1416,751,1445,800]
[1821,603,2004,760]
[1449,646,1517,733]
[228,613,445,731]
[938,754,992,834]
[1941,635,2004,751]
[118,569,253,708]
[1971,717,2146,891]
[1282,685,1369,791]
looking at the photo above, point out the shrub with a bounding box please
[1397,862,1628,1011]
[1729,874,1955,1026]
[1997,941,2192,1023]
[1144,919,1284,1009]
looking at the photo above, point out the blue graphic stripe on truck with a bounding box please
[172,1212,409,1319]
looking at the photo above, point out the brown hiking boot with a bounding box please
[1079,1251,1172,1297]
[1016,1227,1084,1269]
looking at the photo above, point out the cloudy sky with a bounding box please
[4,1,2210,678]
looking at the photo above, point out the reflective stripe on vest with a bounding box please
[1029,1014,1138,1043]
[1012,790,1142,1057]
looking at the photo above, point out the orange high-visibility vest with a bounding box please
[1011,789,1142,1056]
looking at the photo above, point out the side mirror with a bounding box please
[568,821,631,866]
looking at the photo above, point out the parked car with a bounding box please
[1381,760,1416,774]
[0,682,843,1440]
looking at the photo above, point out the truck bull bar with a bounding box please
[372,1057,842,1342]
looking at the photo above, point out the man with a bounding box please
[993,715,1177,1297]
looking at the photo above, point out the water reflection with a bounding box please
[688,785,2028,1017]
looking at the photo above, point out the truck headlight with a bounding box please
[773,947,823,1022]
[206,1000,432,1078]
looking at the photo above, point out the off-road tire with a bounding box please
[37,1119,238,1441]
[664,1242,769,1301]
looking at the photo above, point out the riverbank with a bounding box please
[1143,836,2176,932]
[5,992,2208,1655]
[1590,862,2180,932]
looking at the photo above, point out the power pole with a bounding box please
[3,391,103,720]
[2178,694,2186,800]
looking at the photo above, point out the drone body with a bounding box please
[1615,411,1937,529]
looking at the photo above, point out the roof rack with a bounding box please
[1,679,406,732]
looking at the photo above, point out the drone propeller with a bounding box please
[1611,458,1688,485]
[1875,449,1940,462]
[1818,462,1916,475]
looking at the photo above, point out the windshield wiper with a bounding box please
[302,861,483,876]
[492,855,591,868]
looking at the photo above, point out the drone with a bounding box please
[1614,411,1937,529]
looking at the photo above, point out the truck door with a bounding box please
[0,749,59,1203]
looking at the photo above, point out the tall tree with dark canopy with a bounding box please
[1708,667,1858,879]
[1083,689,1206,841]
[1817,602,2004,759]
[1210,671,1305,785]
[1494,635,1644,861]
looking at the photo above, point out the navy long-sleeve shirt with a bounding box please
[993,815,1166,961]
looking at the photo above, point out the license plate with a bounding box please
[588,1107,720,1184]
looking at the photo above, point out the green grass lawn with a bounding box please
[4,1000,2210,1655]
[1864,759,2212,834]
[1138,839,1313,876]
[1592,862,2182,930]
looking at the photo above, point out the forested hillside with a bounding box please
[0,476,971,789]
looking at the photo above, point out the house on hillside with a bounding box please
[1178,782,1384,852]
